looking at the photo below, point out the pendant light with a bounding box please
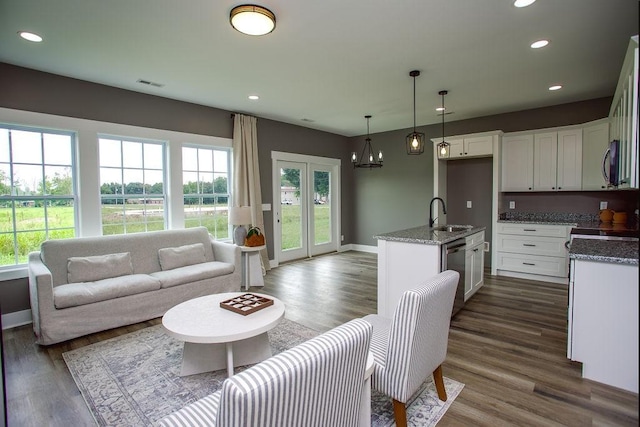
[352,115,383,169]
[406,70,425,155]
[437,90,450,158]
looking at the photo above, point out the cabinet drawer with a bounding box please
[465,231,485,247]
[497,252,568,278]
[496,234,568,257]
[497,222,570,238]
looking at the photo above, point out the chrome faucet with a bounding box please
[429,197,447,228]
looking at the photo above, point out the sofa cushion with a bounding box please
[158,243,207,271]
[150,261,235,289]
[53,274,162,309]
[67,252,133,283]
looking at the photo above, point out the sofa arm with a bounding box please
[210,239,241,269]
[28,251,55,340]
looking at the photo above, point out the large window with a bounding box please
[182,145,231,239]
[0,125,76,267]
[99,136,166,235]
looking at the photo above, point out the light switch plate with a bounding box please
[509,201,516,209]
[600,201,608,210]
[466,200,472,208]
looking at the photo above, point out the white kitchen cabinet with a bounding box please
[464,231,484,301]
[501,134,534,191]
[503,128,582,192]
[496,222,570,284]
[568,259,638,393]
[609,36,638,189]
[438,134,493,159]
[581,121,610,190]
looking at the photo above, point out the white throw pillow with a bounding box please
[158,243,207,271]
[67,252,133,283]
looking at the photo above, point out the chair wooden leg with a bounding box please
[392,399,408,427]
[433,364,448,401]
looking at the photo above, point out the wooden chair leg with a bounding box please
[433,364,448,401]
[392,399,408,427]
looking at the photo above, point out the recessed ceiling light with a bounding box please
[230,5,276,36]
[549,85,562,91]
[18,31,43,42]
[436,107,445,112]
[248,95,259,100]
[531,39,549,49]
[514,0,536,7]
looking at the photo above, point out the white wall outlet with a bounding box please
[466,200,472,208]
[600,201,608,210]
[341,235,344,241]
[262,203,271,211]
[509,201,516,209]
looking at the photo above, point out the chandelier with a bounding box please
[352,115,383,169]
[406,70,425,155]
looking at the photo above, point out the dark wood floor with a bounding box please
[2,250,638,426]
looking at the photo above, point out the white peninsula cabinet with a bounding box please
[465,231,485,301]
[496,222,571,284]
[568,257,638,393]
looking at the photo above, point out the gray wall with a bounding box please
[349,97,614,246]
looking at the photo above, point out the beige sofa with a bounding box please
[28,227,241,345]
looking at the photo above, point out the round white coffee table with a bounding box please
[162,292,285,377]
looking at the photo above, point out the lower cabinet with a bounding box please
[464,231,484,301]
[496,222,571,284]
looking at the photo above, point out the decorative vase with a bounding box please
[233,225,247,246]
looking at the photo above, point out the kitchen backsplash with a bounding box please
[499,190,639,216]
[499,211,599,223]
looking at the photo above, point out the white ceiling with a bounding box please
[0,0,638,137]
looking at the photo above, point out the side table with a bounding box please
[240,245,266,290]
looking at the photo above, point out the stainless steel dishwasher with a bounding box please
[442,238,466,317]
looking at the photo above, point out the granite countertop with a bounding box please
[569,238,639,265]
[374,225,486,245]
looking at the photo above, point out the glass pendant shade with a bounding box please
[406,70,425,155]
[352,115,383,169]
[438,90,450,158]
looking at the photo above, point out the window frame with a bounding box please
[0,123,78,269]
[98,134,168,235]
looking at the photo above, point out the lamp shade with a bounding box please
[229,206,252,225]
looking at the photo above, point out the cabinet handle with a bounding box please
[523,243,536,247]
[473,248,479,252]
[558,187,562,190]
[528,187,532,190]
[552,187,555,189]
[464,152,468,155]
[523,262,536,266]
[523,229,537,232]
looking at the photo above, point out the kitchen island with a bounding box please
[568,238,639,393]
[374,224,485,318]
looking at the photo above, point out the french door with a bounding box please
[272,152,340,264]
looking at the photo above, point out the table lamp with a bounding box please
[229,206,252,245]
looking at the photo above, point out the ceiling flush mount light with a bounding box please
[230,4,276,36]
[437,90,450,158]
[531,39,549,49]
[549,85,562,91]
[514,0,536,7]
[352,115,383,169]
[18,31,43,42]
[406,70,425,155]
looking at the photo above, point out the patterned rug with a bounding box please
[63,319,463,426]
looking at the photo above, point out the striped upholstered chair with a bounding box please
[362,270,459,427]
[159,318,372,427]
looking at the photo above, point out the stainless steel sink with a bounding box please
[431,225,471,232]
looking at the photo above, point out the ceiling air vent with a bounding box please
[137,79,164,88]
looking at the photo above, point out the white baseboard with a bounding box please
[2,309,32,330]
[267,245,377,269]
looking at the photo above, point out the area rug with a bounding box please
[63,320,464,426]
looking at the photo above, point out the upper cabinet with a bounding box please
[502,128,582,192]
[609,35,638,189]
[582,121,610,190]
[437,134,493,159]
[501,134,534,191]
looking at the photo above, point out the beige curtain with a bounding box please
[232,114,270,273]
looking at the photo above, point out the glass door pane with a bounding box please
[278,161,307,262]
[312,169,331,245]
